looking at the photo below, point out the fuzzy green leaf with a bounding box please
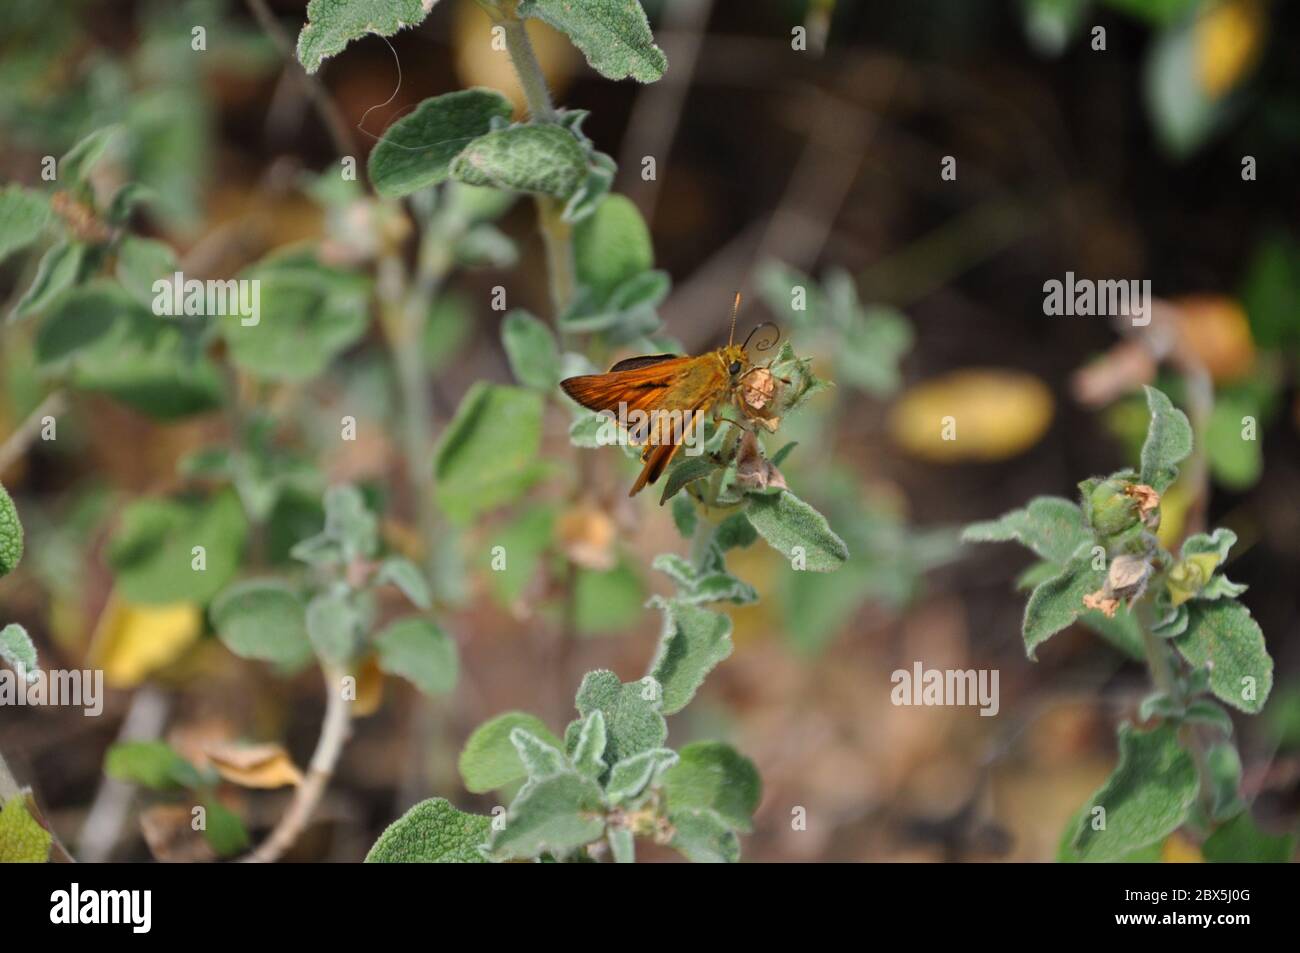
[210,580,313,669]
[0,624,39,683]
[502,309,561,390]
[669,808,739,863]
[574,670,667,766]
[433,383,546,523]
[745,490,849,572]
[573,194,653,298]
[1201,810,1296,863]
[59,126,119,185]
[0,187,49,265]
[607,826,635,863]
[670,494,697,537]
[658,456,719,505]
[297,0,438,74]
[305,586,361,664]
[450,124,587,199]
[518,0,667,83]
[605,748,678,804]
[459,712,562,793]
[490,771,606,860]
[107,491,248,605]
[1139,386,1193,493]
[0,483,23,577]
[646,598,733,715]
[374,557,431,609]
[375,617,458,697]
[365,797,491,863]
[1069,722,1198,862]
[222,262,371,382]
[662,741,761,833]
[105,741,203,790]
[1204,742,1245,821]
[324,484,379,561]
[507,727,567,781]
[1022,556,1104,659]
[651,554,756,607]
[0,795,51,863]
[962,496,1092,565]
[570,710,607,779]
[1173,600,1273,714]
[368,89,513,198]
[12,240,84,320]
[115,236,178,307]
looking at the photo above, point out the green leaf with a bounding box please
[962,496,1092,565]
[647,598,733,715]
[1022,556,1104,660]
[222,262,371,382]
[0,623,39,684]
[1173,600,1273,714]
[460,712,563,793]
[365,797,491,863]
[745,490,849,572]
[297,0,438,74]
[59,126,119,185]
[201,799,250,857]
[450,124,588,199]
[0,795,51,863]
[36,283,223,419]
[662,741,761,833]
[509,727,569,780]
[651,554,756,607]
[0,482,23,577]
[1139,386,1193,493]
[0,186,50,265]
[107,491,248,605]
[669,808,739,863]
[305,586,361,664]
[1183,699,1234,736]
[375,617,458,697]
[433,383,546,523]
[12,240,84,320]
[374,557,431,609]
[605,748,678,804]
[658,456,719,505]
[1201,810,1296,863]
[1206,391,1263,490]
[114,235,178,307]
[1069,722,1197,862]
[454,223,517,268]
[574,669,667,767]
[1181,527,1236,562]
[210,580,313,669]
[367,89,513,198]
[670,494,697,537]
[570,711,607,778]
[105,741,203,790]
[518,0,667,83]
[502,309,560,390]
[1143,12,1218,158]
[322,484,379,561]
[838,306,912,396]
[573,194,653,298]
[1204,743,1245,821]
[423,292,473,372]
[489,771,606,860]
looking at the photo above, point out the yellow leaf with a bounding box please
[0,794,51,863]
[352,654,384,718]
[888,369,1053,462]
[1171,295,1255,383]
[1196,0,1263,100]
[1161,831,1204,863]
[204,742,304,789]
[1155,481,1193,551]
[88,593,202,688]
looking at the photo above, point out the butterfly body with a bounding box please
[561,343,752,497]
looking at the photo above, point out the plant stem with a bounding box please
[498,8,577,320]
[242,664,352,862]
[0,390,65,477]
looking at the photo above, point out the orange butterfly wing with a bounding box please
[561,354,710,498]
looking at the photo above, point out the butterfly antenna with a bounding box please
[728,292,741,346]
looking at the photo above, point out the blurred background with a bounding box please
[1,0,1299,861]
